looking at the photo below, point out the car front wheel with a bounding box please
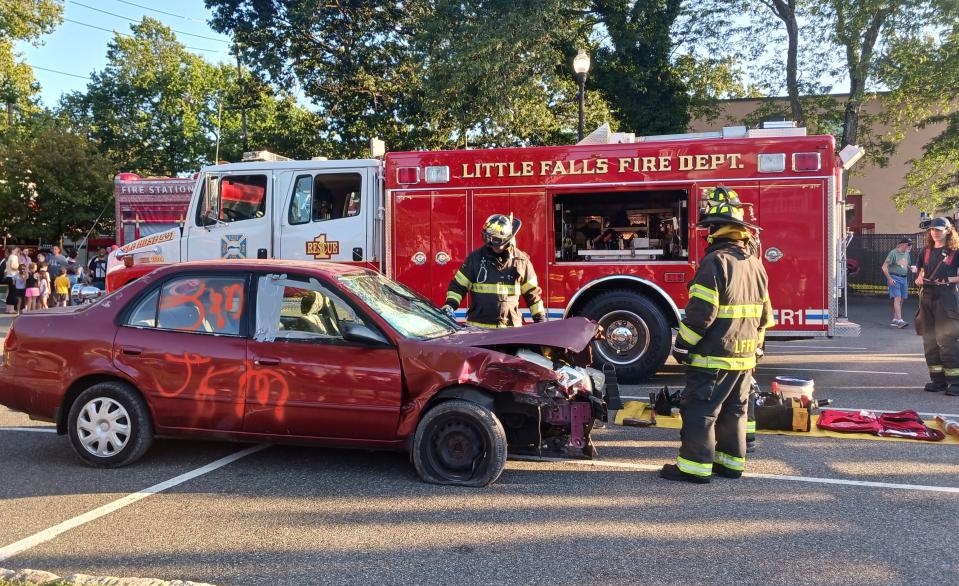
[67,381,154,468]
[412,399,508,487]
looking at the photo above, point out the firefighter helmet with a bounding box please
[482,214,522,247]
[696,186,759,231]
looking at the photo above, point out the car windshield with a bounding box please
[336,273,457,339]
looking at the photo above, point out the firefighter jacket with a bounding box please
[674,238,774,370]
[445,245,545,328]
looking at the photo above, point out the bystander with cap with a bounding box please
[882,237,913,328]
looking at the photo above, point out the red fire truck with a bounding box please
[107,126,862,382]
[114,173,194,246]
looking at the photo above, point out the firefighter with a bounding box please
[661,187,774,483]
[442,213,546,328]
[914,216,959,396]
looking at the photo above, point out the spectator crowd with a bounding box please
[2,245,109,314]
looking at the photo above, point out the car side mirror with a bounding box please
[342,323,390,346]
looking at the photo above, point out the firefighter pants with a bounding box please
[918,287,959,384]
[676,367,750,477]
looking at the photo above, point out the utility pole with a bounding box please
[236,52,248,152]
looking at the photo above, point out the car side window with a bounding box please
[125,288,160,328]
[255,275,364,343]
[154,276,246,335]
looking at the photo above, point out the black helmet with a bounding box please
[920,216,953,231]
[482,213,522,247]
[696,186,759,231]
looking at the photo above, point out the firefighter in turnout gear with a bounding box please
[443,214,546,328]
[661,187,774,483]
[914,216,959,396]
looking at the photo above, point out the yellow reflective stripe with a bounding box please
[529,300,545,316]
[521,277,539,294]
[454,271,471,287]
[688,353,757,370]
[929,365,944,373]
[945,368,959,377]
[471,283,520,295]
[446,291,463,304]
[466,320,508,329]
[678,323,702,346]
[689,284,718,306]
[715,451,745,471]
[676,456,712,477]
[746,421,757,433]
[716,304,764,318]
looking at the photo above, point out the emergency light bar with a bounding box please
[242,150,291,162]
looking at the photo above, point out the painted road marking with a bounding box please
[0,444,268,562]
[757,367,909,375]
[511,456,959,494]
[0,427,56,433]
[615,398,959,419]
[766,345,868,349]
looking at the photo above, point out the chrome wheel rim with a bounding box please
[76,397,131,457]
[596,310,650,365]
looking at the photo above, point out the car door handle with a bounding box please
[121,347,142,356]
[254,358,280,366]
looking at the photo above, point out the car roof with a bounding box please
[153,259,372,278]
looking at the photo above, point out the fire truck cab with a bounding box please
[109,125,861,383]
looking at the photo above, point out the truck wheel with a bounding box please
[67,381,154,468]
[412,399,508,487]
[579,290,671,384]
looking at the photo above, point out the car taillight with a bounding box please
[3,327,17,352]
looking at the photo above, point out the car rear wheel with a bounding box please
[412,399,507,487]
[67,381,154,468]
[579,290,671,384]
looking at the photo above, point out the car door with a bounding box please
[243,273,403,439]
[187,172,272,261]
[113,272,250,431]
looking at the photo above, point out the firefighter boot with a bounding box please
[660,464,711,484]
[946,384,959,397]
[925,381,948,393]
[712,463,742,479]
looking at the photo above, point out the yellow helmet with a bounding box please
[697,186,759,230]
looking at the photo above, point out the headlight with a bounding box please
[556,366,590,392]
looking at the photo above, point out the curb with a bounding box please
[0,567,215,586]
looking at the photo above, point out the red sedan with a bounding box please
[0,260,606,486]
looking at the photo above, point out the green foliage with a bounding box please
[0,113,114,242]
[0,0,62,127]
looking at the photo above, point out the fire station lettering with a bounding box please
[460,153,744,179]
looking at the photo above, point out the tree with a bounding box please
[0,0,62,128]
[0,113,113,242]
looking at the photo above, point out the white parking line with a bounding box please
[0,427,56,433]
[757,367,909,375]
[765,345,868,349]
[0,444,268,562]
[511,456,959,494]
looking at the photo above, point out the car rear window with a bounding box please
[147,276,246,335]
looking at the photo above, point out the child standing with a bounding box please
[13,265,27,313]
[38,265,51,309]
[24,263,39,312]
[55,267,70,307]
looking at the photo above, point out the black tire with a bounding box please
[412,399,508,487]
[579,289,671,384]
[67,381,154,468]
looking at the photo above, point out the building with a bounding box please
[689,96,946,234]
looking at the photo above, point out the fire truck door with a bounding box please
[187,172,272,261]
[510,191,549,317]
[391,191,468,306]
[277,169,370,263]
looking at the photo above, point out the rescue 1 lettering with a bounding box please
[460,153,744,179]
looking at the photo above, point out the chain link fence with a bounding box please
[847,233,925,296]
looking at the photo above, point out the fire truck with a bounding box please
[107,125,862,383]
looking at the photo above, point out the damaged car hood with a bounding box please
[437,317,600,353]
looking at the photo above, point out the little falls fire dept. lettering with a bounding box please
[306,234,341,260]
[460,153,745,179]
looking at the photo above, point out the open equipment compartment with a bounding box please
[553,189,689,262]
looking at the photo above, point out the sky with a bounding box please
[17,0,234,108]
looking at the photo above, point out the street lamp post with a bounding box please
[573,49,591,142]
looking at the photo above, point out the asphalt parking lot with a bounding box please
[1,295,957,585]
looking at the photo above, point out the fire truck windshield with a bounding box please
[338,273,457,340]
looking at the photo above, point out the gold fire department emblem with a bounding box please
[306,234,341,260]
